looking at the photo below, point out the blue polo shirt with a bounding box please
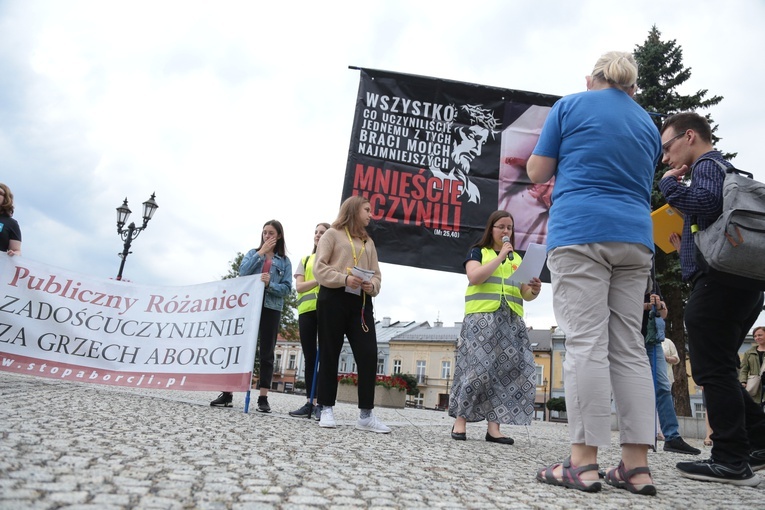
[533,88,661,252]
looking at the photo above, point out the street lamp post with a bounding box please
[543,377,549,422]
[115,193,159,281]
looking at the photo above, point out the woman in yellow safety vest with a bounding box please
[288,222,330,419]
[449,210,542,445]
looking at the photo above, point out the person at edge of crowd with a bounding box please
[661,336,680,397]
[658,111,765,486]
[642,292,700,455]
[288,222,331,420]
[448,210,542,445]
[527,51,660,496]
[312,196,389,434]
[662,337,680,392]
[210,220,293,413]
[702,390,714,447]
[0,183,21,256]
[670,231,715,448]
[740,326,765,409]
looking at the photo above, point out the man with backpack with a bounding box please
[659,112,765,486]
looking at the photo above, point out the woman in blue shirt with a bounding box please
[528,51,661,496]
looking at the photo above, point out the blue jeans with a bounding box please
[646,343,680,441]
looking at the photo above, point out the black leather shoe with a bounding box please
[451,427,466,441]
[664,437,701,455]
[288,401,313,418]
[256,396,271,413]
[210,392,233,407]
[485,432,514,445]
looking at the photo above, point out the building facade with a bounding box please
[387,322,555,416]
[271,337,302,393]
[388,321,459,410]
[293,317,424,387]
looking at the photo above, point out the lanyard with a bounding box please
[345,227,370,333]
[345,227,365,267]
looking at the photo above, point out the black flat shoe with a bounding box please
[451,427,466,441]
[485,432,514,445]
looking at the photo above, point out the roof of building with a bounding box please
[390,322,554,349]
[374,318,427,344]
[390,321,462,343]
[528,329,552,351]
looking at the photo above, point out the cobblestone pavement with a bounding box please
[1,372,763,509]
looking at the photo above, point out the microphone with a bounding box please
[501,236,514,260]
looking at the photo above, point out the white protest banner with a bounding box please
[0,255,263,391]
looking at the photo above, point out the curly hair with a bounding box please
[0,183,14,216]
[456,104,499,140]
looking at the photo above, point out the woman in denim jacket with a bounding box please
[210,219,292,412]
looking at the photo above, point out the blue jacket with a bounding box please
[239,250,292,311]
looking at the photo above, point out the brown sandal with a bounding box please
[536,457,602,493]
[605,461,656,496]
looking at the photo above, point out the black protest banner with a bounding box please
[343,67,559,275]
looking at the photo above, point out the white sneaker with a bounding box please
[319,406,336,428]
[356,413,391,434]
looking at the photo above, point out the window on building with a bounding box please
[377,358,385,375]
[535,365,543,386]
[441,361,451,380]
[393,360,402,374]
[351,362,357,374]
[288,354,296,370]
[274,354,282,373]
[694,402,707,419]
[416,360,426,384]
[414,392,424,407]
[340,357,347,373]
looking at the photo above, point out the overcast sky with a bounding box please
[2,0,764,330]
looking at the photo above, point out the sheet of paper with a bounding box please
[512,243,547,283]
[345,266,375,295]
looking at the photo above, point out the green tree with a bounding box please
[546,397,566,412]
[633,26,724,416]
[222,252,244,280]
[279,290,299,340]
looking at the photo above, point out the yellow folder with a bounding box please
[651,204,684,254]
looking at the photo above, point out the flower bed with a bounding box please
[335,374,409,408]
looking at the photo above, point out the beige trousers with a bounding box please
[548,242,654,447]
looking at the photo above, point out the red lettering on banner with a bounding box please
[353,164,462,230]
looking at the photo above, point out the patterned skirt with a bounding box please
[448,300,536,425]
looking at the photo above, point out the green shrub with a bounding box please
[546,397,566,412]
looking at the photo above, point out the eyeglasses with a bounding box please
[662,131,686,155]
[493,224,514,232]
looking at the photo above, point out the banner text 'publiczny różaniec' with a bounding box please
[0,256,263,391]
